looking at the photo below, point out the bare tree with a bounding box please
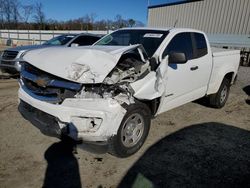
[103,19,115,31]
[0,0,144,31]
[33,2,45,30]
[0,0,5,28]
[94,20,104,30]
[114,14,127,29]
[0,0,21,29]
[2,0,12,28]
[22,4,34,23]
[89,13,97,24]
[81,13,97,30]
[135,20,145,27]
[12,1,21,28]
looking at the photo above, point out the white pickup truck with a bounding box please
[18,28,240,157]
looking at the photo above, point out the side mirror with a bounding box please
[149,57,158,71]
[70,43,79,47]
[169,52,187,64]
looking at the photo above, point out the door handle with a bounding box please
[190,66,198,71]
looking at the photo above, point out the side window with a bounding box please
[88,36,100,44]
[193,33,208,58]
[112,33,130,45]
[71,36,98,46]
[163,32,193,60]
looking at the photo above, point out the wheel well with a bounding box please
[139,98,161,117]
[224,72,235,84]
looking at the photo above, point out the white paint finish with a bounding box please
[19,86,126,142]
[131,57,168,100]
[23,45,141,83]
[206,49,240,95]
[211,47,240,57]
[130,72,159,99]
[153,29,239,114]
[157,54,213,113]
[18,28,241,143]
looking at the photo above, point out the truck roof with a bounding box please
[118,27,205,34]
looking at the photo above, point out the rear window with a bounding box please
[193,33,208,58]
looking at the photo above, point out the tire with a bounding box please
[108,102,151,158]
[209,78,230,108]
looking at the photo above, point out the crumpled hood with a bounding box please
[23,45,141,83]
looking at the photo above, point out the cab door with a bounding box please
[158,32,212,114]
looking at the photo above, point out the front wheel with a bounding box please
[209,78,230,108]
[108,102,151,158]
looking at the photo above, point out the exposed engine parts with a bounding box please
[104,57,149,84]
[75,83,135,104]
[75,47,150,104]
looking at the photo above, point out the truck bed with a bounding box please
[211,47,240,57]
[207,47,240,95]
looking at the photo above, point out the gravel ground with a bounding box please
[0,62,249,187]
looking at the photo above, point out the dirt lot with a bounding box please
[0,60,249,187]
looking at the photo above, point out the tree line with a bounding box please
[0,0,144,30]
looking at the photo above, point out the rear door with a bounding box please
[158,32,212,113]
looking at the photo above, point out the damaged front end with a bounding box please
[18,44,159,142]
[75,45,151,104]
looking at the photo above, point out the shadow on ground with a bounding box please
[243,85,250,105]
[43,136,82,188]
[193,97,210,107]
[119,122,250,188]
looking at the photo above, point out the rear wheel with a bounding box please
[209,78,230,108]
[108,102,151,158]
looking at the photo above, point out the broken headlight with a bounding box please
[67,63,92,81]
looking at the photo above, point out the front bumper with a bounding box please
[18,100,63,138]
[18,86,126,142]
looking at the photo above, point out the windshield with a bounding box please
[43,35,75,46]
[95,29,169,57]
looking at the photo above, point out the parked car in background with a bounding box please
[0,33,102,74]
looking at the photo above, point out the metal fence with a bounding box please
[0,30,109,45]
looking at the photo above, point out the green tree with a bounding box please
[128,19,135,27]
